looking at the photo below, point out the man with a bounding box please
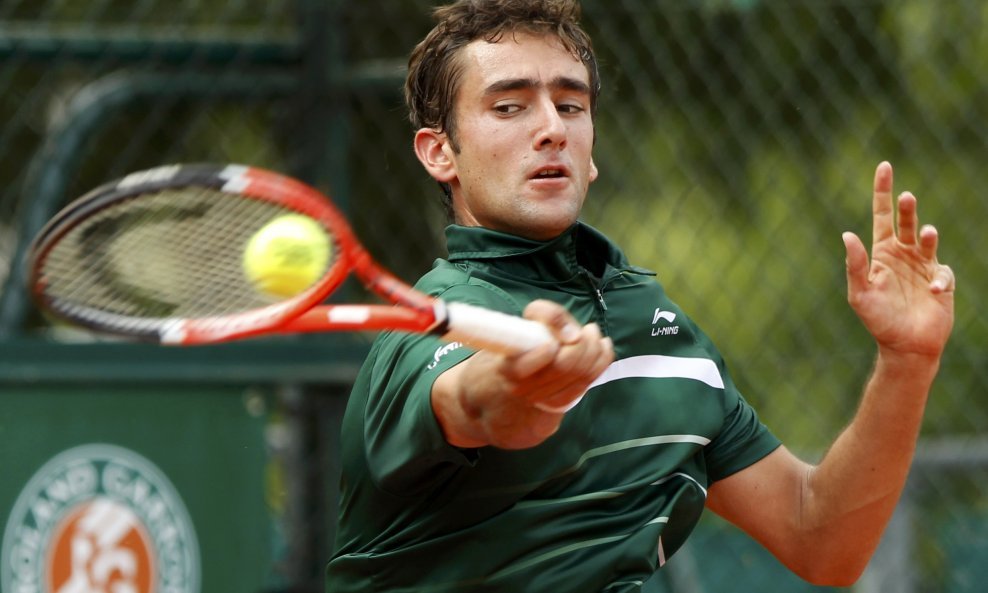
[326,1,955,591]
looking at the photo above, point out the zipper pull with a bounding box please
[580,268,609,312]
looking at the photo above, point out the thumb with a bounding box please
[843,231,869,297]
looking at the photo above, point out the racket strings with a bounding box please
[39,188,332,319]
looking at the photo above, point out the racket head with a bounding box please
[28,164,357,344]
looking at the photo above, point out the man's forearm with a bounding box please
[801,349,940,573]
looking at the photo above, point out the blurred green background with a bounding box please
[0,1,985,592]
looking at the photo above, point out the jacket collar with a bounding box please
[444,222,646,283]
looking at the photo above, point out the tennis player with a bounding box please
[326,1,955,591]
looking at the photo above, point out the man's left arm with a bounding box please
[706,161,955,586]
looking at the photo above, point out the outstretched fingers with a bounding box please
[918,224,939,261]
[872,161,896,245]
[876,164,922,248]
[897,192,919,246]
[882,168,951,294]
[920,225,956,293]
[931,263,955,294]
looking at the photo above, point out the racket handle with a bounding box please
[441,302,554,355]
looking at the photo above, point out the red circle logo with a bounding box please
[47,499,156,593]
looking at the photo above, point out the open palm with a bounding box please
[842,162,955,358]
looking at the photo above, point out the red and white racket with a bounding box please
[28,163,552,352]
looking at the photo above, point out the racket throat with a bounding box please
[429,299,453,335]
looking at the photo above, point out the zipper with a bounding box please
[580,268,609,312]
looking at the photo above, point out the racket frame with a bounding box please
[29,164,552,353]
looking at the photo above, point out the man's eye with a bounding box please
[494,104,523,114]
[558,104,585,114]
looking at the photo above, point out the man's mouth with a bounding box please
[532,168,566,179]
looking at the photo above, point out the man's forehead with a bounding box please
[458,33,590,91]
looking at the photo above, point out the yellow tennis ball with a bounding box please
[243,214,331,298]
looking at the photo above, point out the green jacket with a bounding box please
[327,223,780,593]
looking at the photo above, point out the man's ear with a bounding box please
[413,128,457,183]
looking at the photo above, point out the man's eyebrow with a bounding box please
[483,76,591,97]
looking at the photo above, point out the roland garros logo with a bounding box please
[2,444,200,593]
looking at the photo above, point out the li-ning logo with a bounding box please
[427,341,463,370]
[651,307,679,336]
[1,444,200,593]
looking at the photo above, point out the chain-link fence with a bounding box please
[0,1,985,592]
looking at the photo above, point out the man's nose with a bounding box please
[533,100,567,149]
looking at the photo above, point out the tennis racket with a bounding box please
[27,163,553,352]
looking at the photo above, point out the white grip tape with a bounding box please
[442,302,553,355]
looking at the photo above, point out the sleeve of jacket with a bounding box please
[358,279,528,496]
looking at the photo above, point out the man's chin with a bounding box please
[514,213,580,241]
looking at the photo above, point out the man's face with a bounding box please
[441,33,598,240]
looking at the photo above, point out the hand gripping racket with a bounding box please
[27,163,553,352]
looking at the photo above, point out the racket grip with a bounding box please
[442,302,554,355]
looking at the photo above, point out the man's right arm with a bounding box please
[431,299,614,450]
